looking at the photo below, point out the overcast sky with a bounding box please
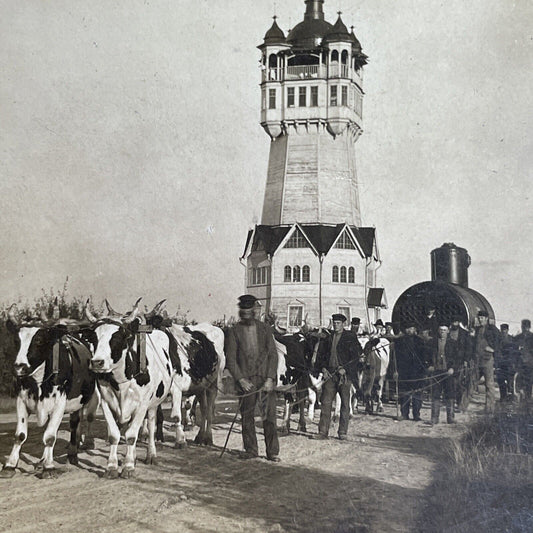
[1,0,532,329]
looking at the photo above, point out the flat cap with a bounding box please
[238,294,257,309]
[477,310,489,317]
[332,313,347,322]
[351,317,361,325]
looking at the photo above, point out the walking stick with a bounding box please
[220,396,243,458]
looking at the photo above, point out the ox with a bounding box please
[86,300,223,478]
[0,307,98,479]
[273,328,328,433]
[332,334,391,418]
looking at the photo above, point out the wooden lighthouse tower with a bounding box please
[241,0,386,330]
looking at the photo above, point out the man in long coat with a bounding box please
[312,313,361,440]
[225,294,280,461]
[394,322,429,421]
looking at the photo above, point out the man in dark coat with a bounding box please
[312,313,361,440]
[473,310,501,413]
[448,315,472,411]
[515,319,533,400]
[428,325,463,424]
[394,322,428,421]
[225,294,280,461]
[496,323,520,401]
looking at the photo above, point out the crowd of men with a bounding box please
[224,295,533,460]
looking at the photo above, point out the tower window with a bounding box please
[335,230,356,249]
[288,87,295,108]
[330,86,338,107]
[348,267,355,283]
[340,266,347,283]
[249,266,271,286]
[284,265,292,282]
[299,86,307,107]
[302,265,310,282]
[262,89,266,110]
[310,86,318,107]
[332,266,339,283]
[284,228,309,248]
[342,86,348,107]
[293,265,301,282]
[269,89,276,109]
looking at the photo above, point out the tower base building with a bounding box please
[241,0,386,331]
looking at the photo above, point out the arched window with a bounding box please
[348,267,355,283]
[340,266,347,283]
[341,50,348,65]
[269,54,277,68]
[302,265,310,282]
[293,265,301,282]
[284,265,292,282]
[332,266,339,283]
[331,50,339,63]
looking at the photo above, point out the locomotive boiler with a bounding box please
[392,243,495,330]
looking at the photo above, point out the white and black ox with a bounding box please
[273,326,328,433]
[85,299,224,478]
[0,306,99,479]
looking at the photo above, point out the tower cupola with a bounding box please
[323,13,351,44]
[304,0,325,20]
[263,18,286,45]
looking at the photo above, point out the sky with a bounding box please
[1,0,532,329]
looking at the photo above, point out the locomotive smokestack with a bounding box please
[430,243,471,288]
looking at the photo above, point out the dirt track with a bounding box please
[0,394,481,533]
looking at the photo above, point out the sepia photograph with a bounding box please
[1,1,532,531]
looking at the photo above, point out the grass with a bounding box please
[423,403,533,532]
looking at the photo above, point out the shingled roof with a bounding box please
[242,223,378,259]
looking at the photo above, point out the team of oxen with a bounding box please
[0,301,389,479]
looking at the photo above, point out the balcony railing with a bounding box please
[286,65,324,80]
[262,64,361,83]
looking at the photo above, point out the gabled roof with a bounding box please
[242,223,378,259]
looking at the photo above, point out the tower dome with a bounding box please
[287,0,332,49]
[263,18,286,45]
[323,13,352,44]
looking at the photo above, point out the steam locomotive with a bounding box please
[392,243,495,330]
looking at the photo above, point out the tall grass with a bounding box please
[424,406,533,532]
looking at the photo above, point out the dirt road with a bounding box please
[0,394,480,533]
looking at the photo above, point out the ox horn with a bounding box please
[123,297,142,324]
[52,297,60,321]
[105,299,121,317]
[84,298,98,323]
[146,299,167,317]
[7,304,19,326]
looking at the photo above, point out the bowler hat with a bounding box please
[374,319,385,328]
[500,323,509,330]
[238,294,257,310]
[351,317,361,325]
[332,313,347,322]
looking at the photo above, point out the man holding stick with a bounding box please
[224,294,280,461]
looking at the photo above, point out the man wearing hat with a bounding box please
[393,322,428,421]
[312,313,361,440]
[448,315,472,410]
[224,294,280,461]
[496,323,519,401]
[515,319,533,401]
[472,310,501,412]
[350,317,361,336]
